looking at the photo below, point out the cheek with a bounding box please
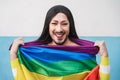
[64,27,70,34]
[49,25,54,36]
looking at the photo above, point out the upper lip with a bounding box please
[54,32,65,37]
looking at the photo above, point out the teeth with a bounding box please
[54,32,65,38]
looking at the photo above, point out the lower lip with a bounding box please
[56,35,63,38]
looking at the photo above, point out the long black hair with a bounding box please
[38,5,79,44]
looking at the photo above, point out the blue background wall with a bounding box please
[0,37,120,80]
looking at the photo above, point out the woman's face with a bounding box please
[49,13,70,45]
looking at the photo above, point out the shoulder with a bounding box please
[70,38,95,46]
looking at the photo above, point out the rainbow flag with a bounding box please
[11,39,100,80]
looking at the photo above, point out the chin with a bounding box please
[55,41,65,45]
[54,38,67,45]
[52,35,69,45]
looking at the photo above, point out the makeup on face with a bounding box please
[49,13,70,45]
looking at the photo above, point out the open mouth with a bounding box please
[54,32,65,39]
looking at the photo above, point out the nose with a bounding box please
[55,24,63,32]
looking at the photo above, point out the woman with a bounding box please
[10,5,110,80]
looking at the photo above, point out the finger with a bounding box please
[18,37,24,40]
[19,39,25,45]
[94,40,105,46]
[94,40,100,46]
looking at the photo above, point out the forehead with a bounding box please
[51,13,68,22]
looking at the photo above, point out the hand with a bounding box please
[94,40,108,57]
[10,37,24,60]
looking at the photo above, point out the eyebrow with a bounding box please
[52,20,68,23]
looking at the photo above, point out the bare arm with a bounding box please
[94,41,110,80]
[10,38,24,60]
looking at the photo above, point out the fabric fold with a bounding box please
[11,38,100,80]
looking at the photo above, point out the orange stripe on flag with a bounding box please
[84,65,99,80]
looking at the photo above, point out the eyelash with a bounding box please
[51,23,68,25]
[52,23,57,25]
[62,23,68,25]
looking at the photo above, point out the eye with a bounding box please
[62,23,68,25]
[51,23,57,25]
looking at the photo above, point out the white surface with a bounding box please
[0,0,120,36]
